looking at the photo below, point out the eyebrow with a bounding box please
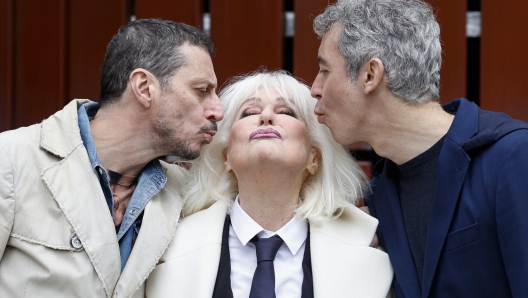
[190,77,217,89]
[317,55,328,66]
[242,96,288,105]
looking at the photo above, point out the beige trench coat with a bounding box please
[0,99,184,298]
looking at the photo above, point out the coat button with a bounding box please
[70,235,83,249]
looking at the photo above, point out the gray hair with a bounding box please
[99,19,215,107]
[182,70,367,221]
[314,0,442,103]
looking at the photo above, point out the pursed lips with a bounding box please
[249,128,282,140]
[204,130,216,142]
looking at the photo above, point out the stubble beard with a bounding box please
[151,117,217,160]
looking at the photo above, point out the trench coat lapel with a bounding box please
[373,161,421,298]
[421,100,476,298]
[40,99,121,297]
[115,165,183,297]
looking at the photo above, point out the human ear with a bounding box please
[306,148,321,175]
[129,68,159,109]
[361,58,385,95]
[223,148,233,174]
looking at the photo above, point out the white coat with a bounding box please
[146,201,394,297]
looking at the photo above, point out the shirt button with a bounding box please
[98,168,103,175]
[70,235,83,249]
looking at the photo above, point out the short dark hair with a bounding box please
[99,19,215,107]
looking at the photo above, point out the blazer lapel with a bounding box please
[212,216,234,298]
[301,226,313,298]
[420,99,478,298]
[40,101,121,298]
[372,161,422,297]
[114,165,183,297]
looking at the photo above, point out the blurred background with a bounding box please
[1,0,527,175]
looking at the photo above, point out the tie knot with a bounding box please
[252,236,284,263]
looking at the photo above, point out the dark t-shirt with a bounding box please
[397,137,444,289]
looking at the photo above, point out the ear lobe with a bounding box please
[362,58,385,95]
[306,148,321,175]
[223,148,233,173]
[129,68,158,109]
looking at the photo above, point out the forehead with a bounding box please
[241,89,292,106]
[174,44,217,86]
[318,23,345,66]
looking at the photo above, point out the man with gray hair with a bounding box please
[311,0,528,297]
[0,19,223,297]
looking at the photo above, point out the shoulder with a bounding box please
[0,124,41,150]
[160,161,188,193]
[161,201,228,262]
[471,128,528,166]
[310,203,378,247]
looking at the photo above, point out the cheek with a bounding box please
[290,123,313,149]
[226,123,247,154]
[228,122,245,142]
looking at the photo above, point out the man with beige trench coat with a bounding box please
[0,19,223,297]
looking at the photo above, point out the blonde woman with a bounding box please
[146,71,393,297]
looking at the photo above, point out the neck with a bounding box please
[236,167,305,232]
[368,99,454,165]
[90,104,159,176]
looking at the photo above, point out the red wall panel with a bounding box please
[13,0,67,128]
[68,0,128,103]
[210,0,284,89]
[0,0,13,132]
[293,0,333,86]
[425,0,467,104]
[135,0,203,28]
[480,0,528,122]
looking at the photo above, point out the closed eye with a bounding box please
[240,108,260,119]
[279,109,297,118]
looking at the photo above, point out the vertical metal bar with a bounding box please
[467,0,481,104]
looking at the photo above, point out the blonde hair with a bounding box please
[182,70,367,222]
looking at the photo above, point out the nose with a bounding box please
[206,93,224,122]
[259,107,275,126]
[311,73,323,100]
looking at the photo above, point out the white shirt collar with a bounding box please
[230,195,308,256]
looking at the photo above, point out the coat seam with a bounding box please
[10,233,79,251]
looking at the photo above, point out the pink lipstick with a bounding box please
[249,128,282,140]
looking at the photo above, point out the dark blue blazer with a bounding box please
[365,98,528,298]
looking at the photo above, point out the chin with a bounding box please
[253,148,282,162]
[168,145,201,161]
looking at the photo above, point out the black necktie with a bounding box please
[249,235,284,298]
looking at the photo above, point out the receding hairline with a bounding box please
[173,43,218,89]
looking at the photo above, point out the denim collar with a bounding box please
[78,101,104,175]
[77,102,167,240]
